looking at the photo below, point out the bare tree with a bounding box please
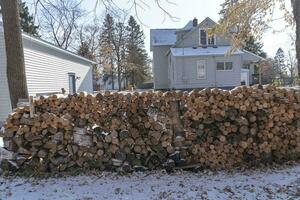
[1,0,28,108]
[287,50,297,81]
[79,19,101,57]
[78,19,101,83]
[36,0,84,49]
[112,16,127,91]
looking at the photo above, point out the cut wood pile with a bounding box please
[2,85,300,173]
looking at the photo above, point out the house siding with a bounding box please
[0,31,93,122]
[176,18,231,48]
[170,55,242,89]
[23,38,93,96]
[0,29,12,122]
[152,46,170,89]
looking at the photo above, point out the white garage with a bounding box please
[0,20,94,122]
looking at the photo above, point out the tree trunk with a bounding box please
[292,0,300,77]
[110,57,114,90]
[117,61,121,91]
[1,0,28,108]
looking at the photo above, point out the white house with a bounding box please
[150,17,264,90]
[0,17,94,122]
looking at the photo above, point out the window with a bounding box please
[242,64,250,69]
[197,60,206,79]
[208,35,215,45]
[225,62,233,70]
[200,30,207,45]
[216,62,233,71]
[200,29,216,46]
[217,62,224,70]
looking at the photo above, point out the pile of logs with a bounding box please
[2,85,300,172]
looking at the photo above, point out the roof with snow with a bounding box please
[170,46,244,57]
[150,29,178,50]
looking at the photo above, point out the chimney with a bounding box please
[193,18,198,27]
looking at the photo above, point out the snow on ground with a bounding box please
[1,164,300,200]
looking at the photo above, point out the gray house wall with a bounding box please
[151,17,263,90]
[152,46,171,89]
[176,18,231,48]
[170,54,242,89]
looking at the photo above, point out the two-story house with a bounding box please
[150,17,264,90]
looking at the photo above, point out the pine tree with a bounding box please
[18,0,39,36]
[242,36,267,58]
[77,42,100,81]
[274,48,287,78]
[78,42,93,59]
[99,14,115,89]
[125,16,150,88]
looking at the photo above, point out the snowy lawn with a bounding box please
[1,164,300,200]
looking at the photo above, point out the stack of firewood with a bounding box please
[2,85,300,172]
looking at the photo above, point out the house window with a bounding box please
[200,30,207,45]
[216,62,233,71]
[242,64,250,69]
[197,60,206,79]
[208,35,215,45]
[200,29,216,46]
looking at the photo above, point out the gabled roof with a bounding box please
[242,50,265,62]
[170,46,243,57]
[150,29,178,50]
[175,17,217,46]
[198,17,217,28]
[0,18,95,65]
[22,33,96,64]
[150,20,197,50]
[182,20,193,31]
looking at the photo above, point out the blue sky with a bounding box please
[26,0,294,58]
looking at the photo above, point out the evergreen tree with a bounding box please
[99,14,115,89]
[242,36,267,58]
[18,0,39,36]
[274,48,287,78]
[77,42,100,81]
[78,42,93,59]
[125,16,150,88]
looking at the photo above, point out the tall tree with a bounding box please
[112,21,127,91]
[77,42,100,81]
[125,16,150,88]
[242,36,267,58]
[1,0,28,108]
[216,0,299,76]
[292,0,300,77]
[78,21,101,82]
[274,48,287,78]
[19,0,39,36]
[286,50,296,81]
[99,14,115,90]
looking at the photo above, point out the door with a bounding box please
[241,69,250,86]
[68,73,76,94]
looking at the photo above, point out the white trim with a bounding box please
[216,61,233,71]
[199,28,216,46]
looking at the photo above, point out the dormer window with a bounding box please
[199,29,216,46]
